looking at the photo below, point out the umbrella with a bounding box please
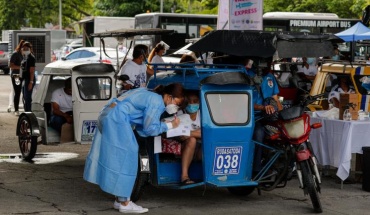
[355,31,370,41]
[335,22,370,42]
[188,30,343,58]
[187,30,277,58]
[276,32,344,58]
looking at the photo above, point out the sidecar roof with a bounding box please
[42,61,115,75]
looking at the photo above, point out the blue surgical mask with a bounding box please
[332,55,340,60]
[186,104,199,113]
[306,58,315,65]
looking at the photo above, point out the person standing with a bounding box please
[84,83,185,214]
[8,40,25,116]
[118,44,154,90]
[148,42,166,64]
[20,42,36,112]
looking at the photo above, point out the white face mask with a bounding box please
[23,50,30,56]
[165,104,179,114]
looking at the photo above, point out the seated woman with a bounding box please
[328,76,355,108]
[174,90,201,185]
[162,91,201,185]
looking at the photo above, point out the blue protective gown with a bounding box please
[83,88,169,197]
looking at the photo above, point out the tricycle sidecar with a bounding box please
[128,64,263,201]
[16,61,116,160]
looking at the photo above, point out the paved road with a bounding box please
[0,74,369,215]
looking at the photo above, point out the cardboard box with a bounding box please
[339,93,359,120]
[60,123,74,143]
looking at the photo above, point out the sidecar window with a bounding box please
[206,93,250,125]
[353,75,370,95]
[76,77,112,100]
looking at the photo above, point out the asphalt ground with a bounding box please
[0,74,370,215]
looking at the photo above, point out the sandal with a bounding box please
[181,178,195,185]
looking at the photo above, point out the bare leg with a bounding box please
[181,137,196,182]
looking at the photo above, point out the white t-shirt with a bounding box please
[189,110,201,131]
[298,64,317,76]
[151,55,164,64]
[177,109,201,131]
[119,59,147,88]
[51,88,72,113]
[328,86,356,103]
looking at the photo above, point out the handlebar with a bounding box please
[300,93,325,106]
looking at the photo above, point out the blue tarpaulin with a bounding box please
[335,22,370,42]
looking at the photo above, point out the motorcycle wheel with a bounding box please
[130,155,149,202]
[300,160,323,213]
[18,115,37,161]
[227,186,255,196]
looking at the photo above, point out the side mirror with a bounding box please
[61,57,66,61]
[119,74,130,81]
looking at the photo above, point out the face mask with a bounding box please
[23,50,30,56]
[186,104,199,114]
[165,104,179,114]
[306,58,315,65]
[332,55,340,60]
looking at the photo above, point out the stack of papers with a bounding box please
[164,114,192,137]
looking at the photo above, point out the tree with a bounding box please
[264,0,367,19]
[0,0,93,31]
[92,0,218,16]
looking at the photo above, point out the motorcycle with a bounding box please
[256,93,324,213]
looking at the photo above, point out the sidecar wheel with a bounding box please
[131,156,149,202]
[227,186,255,196]
[18,115,38,160]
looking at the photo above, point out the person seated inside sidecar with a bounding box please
[162,90,202,185]
[328,76,355,108]
[49,77,73,133]
[297,57,318,81]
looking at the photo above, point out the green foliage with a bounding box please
[0,0,92,32]
[264,0,368,19]
[1,0,369,34]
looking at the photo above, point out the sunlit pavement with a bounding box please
[1,74,370,214]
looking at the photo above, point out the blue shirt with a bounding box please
[247,70,279,115]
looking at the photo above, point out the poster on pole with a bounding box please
[217,0,229,30]
[218,0,263,30]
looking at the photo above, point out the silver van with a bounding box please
[0,41,9,74]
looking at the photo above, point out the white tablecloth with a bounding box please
[309,117,370,180]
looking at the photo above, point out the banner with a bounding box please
[217,0,229,29]
[217,0,263,30]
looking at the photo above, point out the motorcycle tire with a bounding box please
[131,155,149,202]
[300,160,323,213]
[227,186,255,196]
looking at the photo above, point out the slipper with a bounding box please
[181,178,195,185]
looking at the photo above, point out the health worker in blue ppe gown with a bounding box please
[245,59,283,173]
[84,83,185,214]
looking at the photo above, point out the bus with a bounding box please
[263,12,359,34]
[135,13,217,52]
[134,12,359,52]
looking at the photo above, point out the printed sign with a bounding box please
[218,0,263,30]
[213,146,242,175]
[81,120,97,141]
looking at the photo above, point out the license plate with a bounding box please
[213,146,242,175]
[81,120,97,141]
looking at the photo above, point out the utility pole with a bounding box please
[160,0,163,13]
[59,0,62,30]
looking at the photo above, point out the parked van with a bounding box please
[0,41,9,74]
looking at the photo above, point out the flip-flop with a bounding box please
[181,178,195,185]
